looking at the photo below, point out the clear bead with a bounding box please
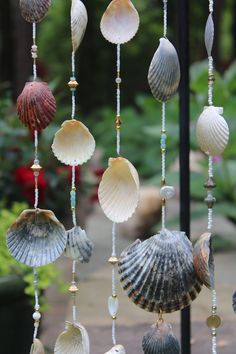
[108,296,119,317]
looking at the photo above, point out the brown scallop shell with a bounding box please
[17,82,56,131]
[20,0,51,23]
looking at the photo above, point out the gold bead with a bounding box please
[71,187,76,192]
[112,294,117,298]
[161,198,166,206]
[161,148,166,153]
[112,316,117,320]
[108,256,119,265]
[68,80,79,89]
[116,116,122,129]
[71,207,75,211]
[31,163,42,173]
[69,284,79,293]
[206,315,221,329]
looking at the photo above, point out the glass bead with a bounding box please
[160,133,167,149]
[160,186,175,200]
[70,190,76,209]
[206,315,221,329]
[33,311,41,321]
[108,295,119,317]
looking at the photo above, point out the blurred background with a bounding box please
[0,0,236,353]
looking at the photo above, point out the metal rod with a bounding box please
[177,0,191,353]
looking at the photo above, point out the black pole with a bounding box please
[176,0,191,353]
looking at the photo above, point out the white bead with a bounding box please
[116,78,122,84]
[108,296,119,317]
[160,186,175,199]
[33,311,41,321]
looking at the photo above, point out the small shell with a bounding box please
[196,106,229,156]
[64,226,94,263]
[7,209,67,267]
[30,339,45,354]
[193,233,214,289]
[160,186,175,200]
[71,0,88,52]
[118,229,202,313]
[148,38,180,102]
[233,292,236,314]
[98,157,140,223]
[100,0,140,44]
[205,13,214,57]
[52,120,95,166]
[104,345,126,354]
[142,322,180,354]
[20,0,51,23]
[17,82,56,131]
[54,321,89,354]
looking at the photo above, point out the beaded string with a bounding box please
[69,260,79,323]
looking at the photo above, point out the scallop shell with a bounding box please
[7,209,67,267]
[196,106,229,156]
[205,13,214,57]
[100,0,140,44]
[142,322,180,354]
[64,226,94,263]
[98,157,140,223]
[30,339,45,354]
[118,228,202,313]
[193,233,214,289]
[54,321,89,354]
[52,120,95,166]
[17,82,56,131]
[233,292,236,314]
[71,0,88,52]
[148,38,180,102]
[104,345,126,354]
[20,0,51,23]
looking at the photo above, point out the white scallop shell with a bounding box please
[7,209,67,267]
[100,0,140,44]
[196,106,229,156]
[30,339,45,354]
[148,38,180,102]
[52,120,95,166]
[205,13,214,57]
[104,345,126,354]
[71,0,88,52]
[54,322,89,354]
[98,157,140,223]
[64,226,94,263]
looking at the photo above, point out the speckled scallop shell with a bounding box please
[98,157,140,223]
[30,339,45,354]
[104,345,126,354]
[71,0,88,52]
[6,209,67,267]
[148,38,180,102]
[118,229,202,313]
[233,292,236,314]
[54,322,89,354]
[142,323,180,354]
[193,232,214,289]
[100,0,140,44]
[20,0,51,23]
[51,120,95,166]
[196,106,229,156]
[64,226,94,263]
[205,14,214,57]
[17,82,56,131]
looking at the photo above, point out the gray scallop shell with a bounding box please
[7,209,67,267]
[148,38,180,102]
[20,0,51,23]
[118,229,202,313]
[205,14,214,57]
[64,226,94,263]
[233,292,236,314]
[142,323,180,354]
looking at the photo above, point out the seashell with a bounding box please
[142,322,180,354]
[104,345,126,354]
[98,157,140,223]
[196,106,229,156]
[71,0,88,52]
[54,321,89,354]
[205,13,214,57]
[118,228,202,313]
[7,209,67,267]
[20,0,51,23]
[52,120,95,166]
[100,0,140,44]
[64,226,94,263]
[160,186,175,200]
[17,82,56,131]
[233,292,236,314]
[30,339,45,354]
[148,38,180,102]
[193,232,214,289]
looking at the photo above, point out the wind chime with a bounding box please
[6,0,68,353]
[195,0,229,352]
[52,0,95,353]
[98,0,140,353]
